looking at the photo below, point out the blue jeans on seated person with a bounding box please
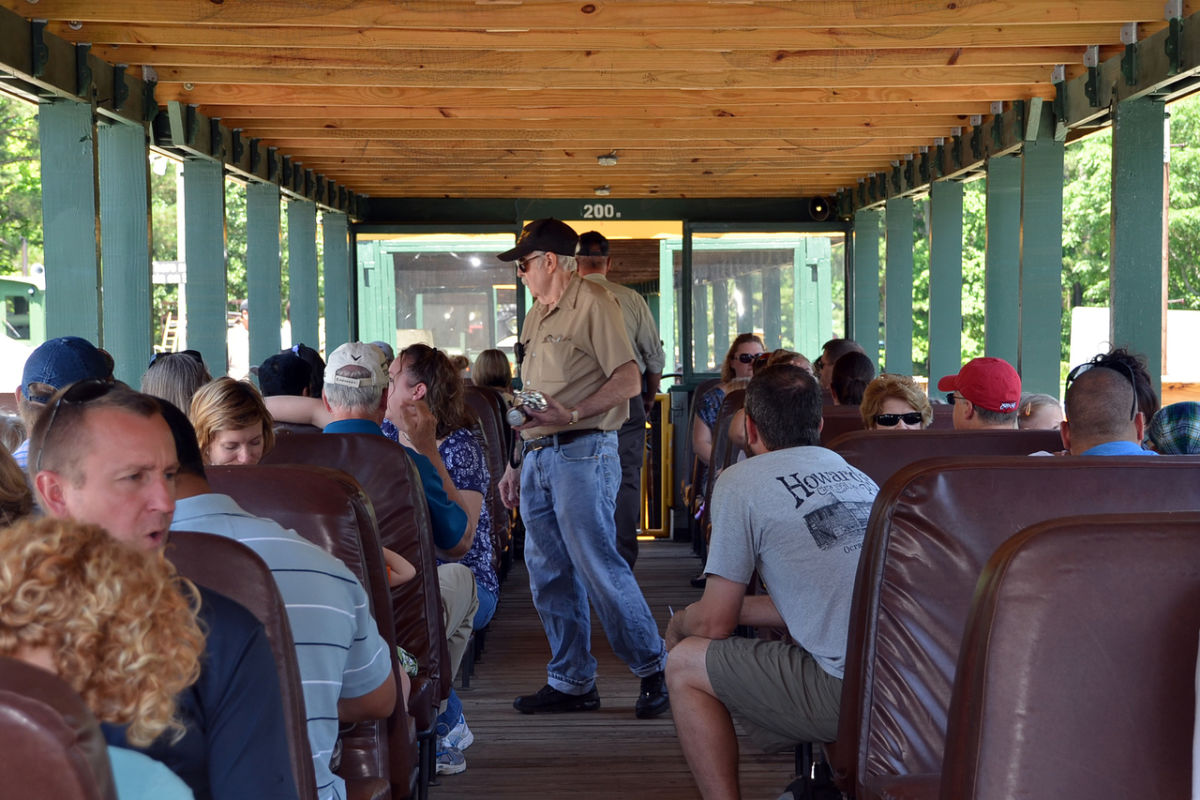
[520,431,667,694]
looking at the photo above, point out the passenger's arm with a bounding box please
[642,370,662,416]
[338,674,397,723]
[727,408,748,455]
[393,403,474,558]
[738,593,785,628]
[665,573,745,650]
[692,416,714,466]
[263,394,333,428]
[383,547,416,587]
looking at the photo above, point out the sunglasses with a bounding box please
[34,378,118,474]
[874,412,924,427]
[945,392,967,406]
[1064,361,1138,421]
[516,253,544,274]
[735,352,764,364]
[148,349,203,369]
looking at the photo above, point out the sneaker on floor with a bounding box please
[634,670,670,718]
[443,713,474,751]
[435,745,466,776]
[513,684,601,714]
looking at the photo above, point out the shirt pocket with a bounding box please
[532,337,578,397]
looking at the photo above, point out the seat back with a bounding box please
[837,455,1200,795]
[166,531,318,800]
[463,385,511,573]
[683,378,722,557]
[0,656,117,800]
[940,512,1200,800]
[818,405,865,445]
[207,464,418,796]
[262,434,450,723]
[827,428,1064,488]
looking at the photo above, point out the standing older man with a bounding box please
[576,230,666,568]
[497,218,669,718]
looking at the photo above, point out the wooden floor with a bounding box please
[432,540,795,799]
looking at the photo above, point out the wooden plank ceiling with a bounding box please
[4,1,1187,200]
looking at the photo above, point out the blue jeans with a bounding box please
[520,431,667,694]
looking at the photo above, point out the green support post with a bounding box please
[811,237,833,348]
[734,275,754,340]
[182,159,227,373]
[287,200,319,350]
[322,212,352,351]
[693,285,710,372]
[658,239,676,377]
[885,197,915,376]
[985,155,1021,365]
[39,99,101,342]
[1019,138,1066,397]
[356,239,395,345]
[97,121,152,387]
[792,241,810,356]
[1110,96,1166,397]
[711,281,729,363]
[246,182,282,369]
[851,210,882,369]
[928,180,964,388]
[762,268,781,350]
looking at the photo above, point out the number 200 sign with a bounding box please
[582,203,619,219]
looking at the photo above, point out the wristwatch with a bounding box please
[568,408,580,425]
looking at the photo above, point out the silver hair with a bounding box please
[323,366,384,412]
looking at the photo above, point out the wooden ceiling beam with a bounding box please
[47,21,1162,51]
[89,44,1109,72]
[10,1,1180,30]
[252,127,955,142]
[267,138,938,154]
[147,64,1064,90]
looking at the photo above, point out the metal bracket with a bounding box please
[208,117,221,157]
[890,166,901,194]
[1121,24,1140,86]
[991,114,1004,150]
[1083,46,1100,106]
[267,146,278,181]
[74,43,92,96]
[30,19,48,78]
[280,156,292,188]
[231,129,244,164]
[185,104,199,146]
[250,138,261,174]
[112,64,128,111]
[919,151,931,183]
[970,125,983,160]
[142,78,157,122]
[1166,16,1184,75]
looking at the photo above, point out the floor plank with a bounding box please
[432,540,796,799]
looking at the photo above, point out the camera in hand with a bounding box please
[506,389,549,427]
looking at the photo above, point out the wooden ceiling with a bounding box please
[4,1,1188,200]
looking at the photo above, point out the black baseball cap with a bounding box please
[497,218,579,262]
[578,231,609,257]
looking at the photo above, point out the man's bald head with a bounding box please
[1063,366,1140,450]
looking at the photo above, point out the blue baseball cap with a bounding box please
[22,336,110,402]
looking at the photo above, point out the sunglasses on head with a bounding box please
[34,378,118,474]
[874,412,924,427]
[1064,360,1139,421]
[148,349,203,369]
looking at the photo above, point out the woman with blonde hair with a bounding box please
[189,377,275,466]
[0,516,205,798]
[141,351,212,415]
[859,374,933,430]
[472,349,514,404]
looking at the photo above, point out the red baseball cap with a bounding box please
[937,357,1021,413]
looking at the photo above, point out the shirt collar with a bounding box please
[171,492,246,525]
[323,418,385,436]
[1077,439,1156,456]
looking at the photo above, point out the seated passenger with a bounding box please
[0,516,204,800]
[13,336,112,469]
[937,357,1021,430]
[0,446,31,524]
[27,382,299,800]
[256,352,313,398]
[380,344,499,772]
[728,350,814,452]
[1146,401,1200,454]
[829,351,875,406]
[666,364,880,799]
[161,400,399,800]
[816,338,864,403]
[693,333,764,467]
[473,348,515,406]
[142,351,212,414]
[860,374,932,430]
[1060,363,1155,456]
[1018,392,1063,430]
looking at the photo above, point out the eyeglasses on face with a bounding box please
[34,378,118,474]
[735,352,764,364]
[874,412,925,427]
[1064,361,1139,421]
[516,253,545,274]
[945,392,967,406]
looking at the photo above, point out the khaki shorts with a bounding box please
[706,636,842,753]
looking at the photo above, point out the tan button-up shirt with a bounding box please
[519,271,636,438]
[581,273,666,377]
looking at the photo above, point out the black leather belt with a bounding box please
[523,428,602,452]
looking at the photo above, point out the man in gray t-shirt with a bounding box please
[666,364,878,799]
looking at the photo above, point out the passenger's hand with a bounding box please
[499,464,521,509]
[522,392,571,428]
[665,608,687,651]
[393,401,438,454]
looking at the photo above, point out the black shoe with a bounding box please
[634,671,670,718]
[513,684,600,714]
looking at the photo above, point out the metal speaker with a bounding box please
[808,196,832,222]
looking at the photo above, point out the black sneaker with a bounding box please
[513,684,600,714]
[634,671,670,718]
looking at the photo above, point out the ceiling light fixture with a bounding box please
[594,185,611,196]
[597,151,618,167]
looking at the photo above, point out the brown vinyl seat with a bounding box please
[463,385,512,577]
[274,421,323,437]
[818,404,866,445]
[832,455,1200,800]
[827,427,1065,488]
[207,464,416,800]
[937,511,1200,800]
[683,378,722,558]
[0,656,117,800]
[262,433,450,792]
[165,530,319,800]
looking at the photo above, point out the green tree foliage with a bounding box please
[0,95,42,273]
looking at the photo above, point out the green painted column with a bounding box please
[985,155,1021,364]
[658,240,676,376]
[693,285,710,371]
[762,268,781,350]
[928,180,964,387]
[711,280,730,363]
[1110,96,1166,397]
[811,237,833,347]
[246,182,281,371]
[356,239,395,345]
[97,121,152,387]
[287,200,320,349]
[885,197,915,376]
[322,212,352,351]
[39,99,101,342]
[851,210,882,368]
[1019,138,1065,396]
[182,159,227,373]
